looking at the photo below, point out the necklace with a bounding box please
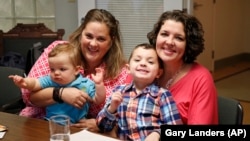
[165,64,185,89]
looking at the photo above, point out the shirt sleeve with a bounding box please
[96,106,117,132]
[96,86,122,132]
[160,90,183,125]
[187,72,218,124]
[170,63,218,124]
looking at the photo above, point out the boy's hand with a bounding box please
[108,91,123,113]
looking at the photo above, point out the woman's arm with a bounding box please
[30,87,92,109]
[29,88,55,107]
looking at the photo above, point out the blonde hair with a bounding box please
[48,42,81,67]
[69,9,126,79]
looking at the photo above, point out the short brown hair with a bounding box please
[128,43,163,69]
[48,42,81,67]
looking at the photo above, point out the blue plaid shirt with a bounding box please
[96,82,182,141]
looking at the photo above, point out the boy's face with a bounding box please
[128,46,162,86]
[48,52,80,85]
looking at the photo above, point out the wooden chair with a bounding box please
[0,23,65,73]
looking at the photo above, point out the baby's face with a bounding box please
[49,53,78,85]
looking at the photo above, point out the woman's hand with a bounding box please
[61,87,93,109]
[71,118,100,132]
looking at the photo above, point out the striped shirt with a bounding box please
[96,82,183,141]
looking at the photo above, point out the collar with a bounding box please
[123,82,162,98]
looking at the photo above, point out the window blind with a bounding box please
[96,0,163,60]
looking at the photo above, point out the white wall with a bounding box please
[77,0,95,26]
[164,0,183,11]
[55,0,78,40]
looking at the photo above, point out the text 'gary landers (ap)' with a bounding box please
[160,125,250,140]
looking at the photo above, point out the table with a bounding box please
[0,112,119,141]
[0,112,80,141]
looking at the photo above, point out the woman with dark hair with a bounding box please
[147,10,218,124]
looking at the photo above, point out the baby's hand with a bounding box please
[8,75,27,88]
[91,68,104,84]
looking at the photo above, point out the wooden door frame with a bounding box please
[193,0,215,72]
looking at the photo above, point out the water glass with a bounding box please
[49,115,70,141]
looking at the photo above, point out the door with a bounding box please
[193,0,214,72]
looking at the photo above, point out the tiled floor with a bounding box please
[213,61,250,124]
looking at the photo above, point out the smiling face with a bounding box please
[128,45,162,87]
[80,21,112,68]
[48,52,80,85]
[156,20,186,64]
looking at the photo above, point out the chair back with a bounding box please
[218,95,243,124]
[0,66,25,113]
[0,23,65,73]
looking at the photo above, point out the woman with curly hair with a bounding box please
[147,10,218,124]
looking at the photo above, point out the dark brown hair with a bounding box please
[128,43,163,69]
[147,10,205,63]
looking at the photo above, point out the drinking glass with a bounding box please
[49,115,70,141]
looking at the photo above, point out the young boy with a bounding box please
[9,42,105,123]
[96,43,182,141]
